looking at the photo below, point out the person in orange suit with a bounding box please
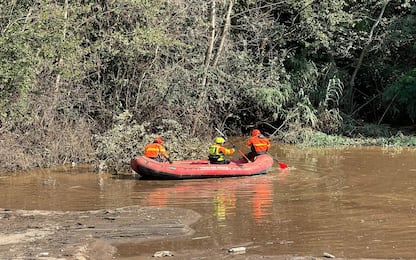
[245,129,270,161]
[144,137,172,163]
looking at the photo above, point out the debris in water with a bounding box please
[323,252,335,258]
[228,247,246,254]
[153,251,174,257]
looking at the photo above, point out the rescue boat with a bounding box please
[130,154,274,179]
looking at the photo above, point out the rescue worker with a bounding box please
[144,137,172,163]
[245,129,270,162]
[208,136,235,164]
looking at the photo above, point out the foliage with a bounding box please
[94,111,210,173]
[383,69,416,122]
[0,115,95,171]
[316,77,344,133]
[277,123,416,147]
[1,0,416,173]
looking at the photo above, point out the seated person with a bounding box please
[144,137,172,163]
[208,136,235,164]
[245,129,270,162]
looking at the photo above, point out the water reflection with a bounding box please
[142,174,282,224]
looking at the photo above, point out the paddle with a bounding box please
[214,127,252,163]
[273,156,288,169]
[215,127,288,170]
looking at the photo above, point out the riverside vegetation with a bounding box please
[1,0,415,173]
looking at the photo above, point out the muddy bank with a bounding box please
[0,206,200,259]
[0,206,392,260]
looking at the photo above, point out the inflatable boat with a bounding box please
[130,154,274,179]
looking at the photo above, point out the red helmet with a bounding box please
[154,137,163,144]
[251,129,261,137]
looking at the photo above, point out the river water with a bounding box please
[1,142,416,259]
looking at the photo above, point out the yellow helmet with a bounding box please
[214,136,225,144]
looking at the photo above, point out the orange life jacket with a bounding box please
[246,136,270,154]
[144,143,169,159]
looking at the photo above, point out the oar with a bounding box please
[214,127,252,163]
[215,127,288,169]
[271,155,288,169]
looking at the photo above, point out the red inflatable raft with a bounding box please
[130,154,274,179]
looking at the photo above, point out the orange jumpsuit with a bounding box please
[144,143,169,161]
[245,135,270,161]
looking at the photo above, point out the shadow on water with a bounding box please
[1,142,416,259]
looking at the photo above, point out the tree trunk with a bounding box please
[201,0,216,88]
[213,0,233,67]
[348,0,390,113]
[54,0,69,93]
[193,0,217,135]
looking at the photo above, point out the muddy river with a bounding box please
[1,143,416,259]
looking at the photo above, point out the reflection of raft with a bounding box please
[130,154,274,180]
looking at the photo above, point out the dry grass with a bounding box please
[0,117,95,172]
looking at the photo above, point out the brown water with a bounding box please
[1,143,416,259]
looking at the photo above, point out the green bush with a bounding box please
[383,69,416,121]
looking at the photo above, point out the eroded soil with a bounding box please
[0,206,199,259]
[0,207,390,260]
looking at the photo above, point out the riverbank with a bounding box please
[0,206,393,260]
[0,206,200,259]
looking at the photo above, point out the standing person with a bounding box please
[208,136,235,164]
[245,129,270,162]
[144,137,172,163]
